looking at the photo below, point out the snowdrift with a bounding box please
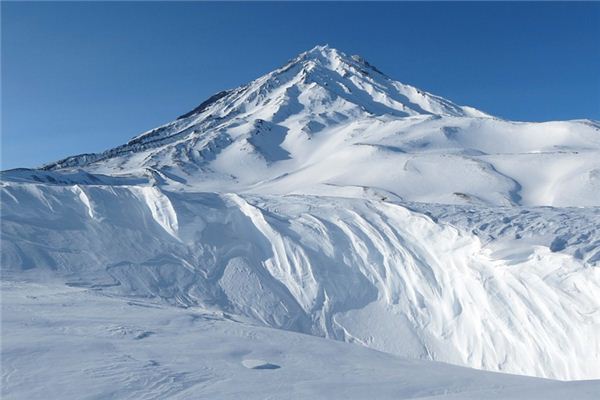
[2,183,599,380]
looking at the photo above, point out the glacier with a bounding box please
[2,45,600,398]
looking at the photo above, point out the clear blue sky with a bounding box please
[2,2,599,170]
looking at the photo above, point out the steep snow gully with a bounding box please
[2,46,600,385]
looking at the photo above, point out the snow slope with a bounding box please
[3,281,600,400]
[2,46,600,394]
[2,184,599,381]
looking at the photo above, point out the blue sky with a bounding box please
[2,2,599,169]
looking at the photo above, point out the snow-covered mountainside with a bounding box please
[16,44,599,207]
[2,46,600,395]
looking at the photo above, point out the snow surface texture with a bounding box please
[2,46,600,396]
[3,281,599,400]
[3,186,599,382]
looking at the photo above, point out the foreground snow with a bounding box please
[3,281,599,400]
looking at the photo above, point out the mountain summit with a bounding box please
[40,46,487,167]
[7,45,600,207]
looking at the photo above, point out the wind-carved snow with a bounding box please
[137,186,179,239]
[2,45,600,392]
[2,184,599,380]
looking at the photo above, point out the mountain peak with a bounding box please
[306,44,332,54]
[288,45,383,78]
[303,44,340,59]
[39,45,491,172]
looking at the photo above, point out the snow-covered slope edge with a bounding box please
[2,182,598,380]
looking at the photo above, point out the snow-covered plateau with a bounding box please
[2,45,600,398]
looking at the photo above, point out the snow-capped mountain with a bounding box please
[2,45,600,394]
[10,45,599,207]
[40,45,490,169]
